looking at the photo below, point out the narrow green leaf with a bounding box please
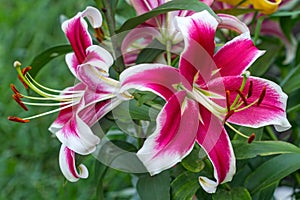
[30,45,72,77]
[232,140,300,160]
[212,187,251,200]
[137,171,170,200]
[215,8,256,16]
[171,171,200,200]
[136,39,165,64]
[116,0,215,33]
[270,10,300,17]
[250,37,281,76]
[281,63,300,94]
[245,153,300,193]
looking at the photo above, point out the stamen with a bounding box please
[18,75,29,89]
[226,90,231,112]
[235,89,248,106]
[94,27,105,43]
[257,86,266,106]
[8,116,30,123]
[22,66,32,75]
[10,84,23,98]
[225,122,253,140]
[12,94,28,111]
[224,110,234,123]
[248,133,256,144]
[247,81,253,98]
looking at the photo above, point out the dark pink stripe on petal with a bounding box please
[213,33,264,77]
[137,92,199,175]
[197,106,235,186]
[64,17,92,64]
[65,146,79,179]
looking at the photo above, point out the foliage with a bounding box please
[1,0,300,199]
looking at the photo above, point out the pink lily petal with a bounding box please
[84,45,114,75]
[78,57,119,94]
[59,144,88,182]
[120,64,188,100]
[197,106,235,193]
[217,14,249,34]
[77,88,125,127]
[55,102,101,155]
[62,7,102,71]
[176,11,218,85]
[137,91,199,175]
[48,83,86,133]
[209,76,291,132]
[213,32,265,77]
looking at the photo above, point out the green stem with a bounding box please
[266,126,278,141]
[166,40,172,66]
[98,0,125,73]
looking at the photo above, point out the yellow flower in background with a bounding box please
[219,0,282,14]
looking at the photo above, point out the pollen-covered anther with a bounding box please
[12,94,28,111]
[21,66,32,75]
[247,133,256,144]
[94,27,104,43]
[257,86,266,106]
[8,116,30,123]
[235,89,248,106]
[10,84,23,98]
[247,81,253,98]
[226,90,231,112]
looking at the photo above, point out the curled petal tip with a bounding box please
[198,176,218,193]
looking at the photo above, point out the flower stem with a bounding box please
[97,0,125,73]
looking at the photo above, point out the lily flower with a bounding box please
[119,10,291,193]
[9,7,131,182]
[122,0,214,65]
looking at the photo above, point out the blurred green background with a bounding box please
[0,1,134,199]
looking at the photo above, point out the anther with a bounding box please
[257,86,266,106]
[224,110,235,123]
[94,27,105,43]
[226,90,231,112]
[18,75,29,89]
[12,94,28,111]
[247,81,253,98]
[21,66,32,75]
[10,84,23,98]
[8,116,30,123]
[248,133,256,144]
[235,89,248,106]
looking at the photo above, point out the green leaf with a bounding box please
[281,63,300,94]
[212,187,252,200]
[232,140,300,160]
[137,171,170,200]
[171,171,200,200]
[245,153,300,194]
[30,44,72,77]
[181,148,205,173]
[215,8,256,16]
[270,10,300,17]
[116,0,215,33]
[136,39,166,64]
[250,37,281,76]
